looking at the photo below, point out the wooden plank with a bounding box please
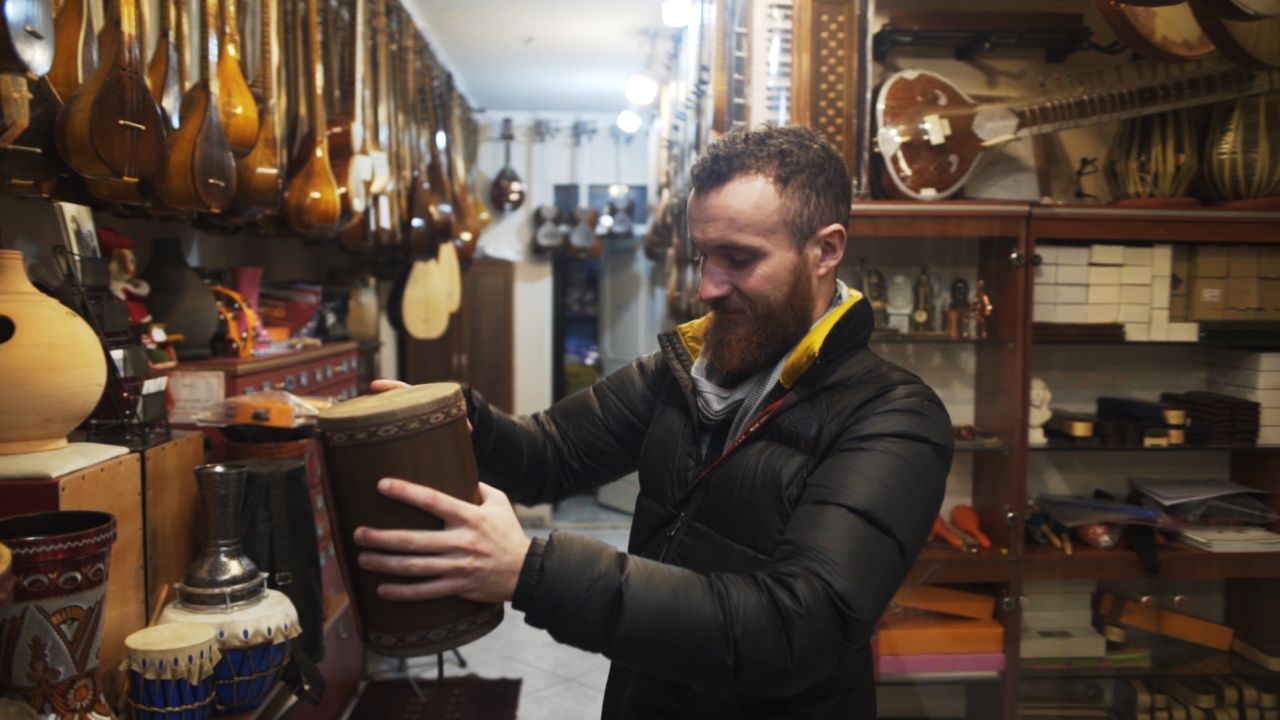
[59,453,144,709]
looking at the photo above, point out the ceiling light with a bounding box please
[662,0,692,28]
[625,74,659,106]
[616,110,643,134]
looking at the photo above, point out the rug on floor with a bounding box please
[347,676,522,720]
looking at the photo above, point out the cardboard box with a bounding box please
[1151,309,1170,339]
[1154,245,1173,275]
[1088,304,1120,323]
[1091,244,1125,266]
[1088,284,1120,304]
[1035,283,1059,303]
[1171,294,1189,320]
[1058,246,1090,266]
[1035,264,1058,284]
[1089,266,1122,285]
[1121,285,1151,305]
[1191,277,1227,320]
[1264,279,1280,309]
[1195,246,1231,278]
[1229,247,1260,278]
[1058,285,1088,304]
[1169,322,1200,342]
[1153,276,1172,309]
[1123,265,1154,285]
[1225,307,1264,321]
[1037,245,1060,265]
[1227,277,1262,310]
[1261,248,1280,278]
[1173,245,1193,280]
[1058,265,1089,285]
[1121,304,1151,323]
[1124,246,1155,266]
[1125,324,1151,341]
[1058,304,1088,323]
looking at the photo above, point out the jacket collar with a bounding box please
[664,288,870,391]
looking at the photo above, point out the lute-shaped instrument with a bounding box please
[216,0,257,156]
[234,0,282,210]
[876,62,1280,201]
[152,0,236,212]
[325,0,371,232]
[442,72,479,267]
[366,0,398,245]
[0,0,55,76]
[0,72,59,196]
[48,0,94,101]
[282,0,341,236]
[146,0,181,130]
[488,117,525,212]
[55,0,165,182]
[401,28,451,257]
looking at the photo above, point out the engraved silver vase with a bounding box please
[177,463,266,608]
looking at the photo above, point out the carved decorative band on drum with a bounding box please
[322,400,467,445]
[9,530,117,556]
[366,604,503,650]
[130,694,217,714]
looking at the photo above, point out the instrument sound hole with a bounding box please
[0,315,14,344]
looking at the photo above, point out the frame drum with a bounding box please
[316,383,503,657]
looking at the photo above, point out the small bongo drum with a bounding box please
[316,383,503,657]
[123,623,220,720]
[158,589,300,715]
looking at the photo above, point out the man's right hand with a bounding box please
[370,379,410,393]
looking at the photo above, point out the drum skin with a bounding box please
[316,383,503,657]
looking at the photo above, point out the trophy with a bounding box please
[946,278,970,340]
[971,279,994,339]
[910,266,935,333]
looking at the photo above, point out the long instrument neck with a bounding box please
[113,0,140,68]
[1014,65,1280,138]
[373,0,392,150]
[306,0,327,138]
[200,0,218,90]
[254,0,273,98]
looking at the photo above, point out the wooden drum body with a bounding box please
[316,383,502,657]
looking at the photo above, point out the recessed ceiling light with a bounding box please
[662,0,693,28]
[625,75,659,106]
[617,109,643,134]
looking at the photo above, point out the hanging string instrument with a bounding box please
[215,0,257,156]
[1188,0,1280,69]
[146,0,182,131]
[875,62,1280,200]
[55,0,166,183]
[366,0,397,246]
[48,0,95,102]
[0,0,54,76]
[443,72,480,267]
[325,0,371,232]
[488,117,524,212]
[151,0,237,212]
[232,0,282,212]
[1093,0,1216,63]
[0,63,60,196]
[282,0,341,236]
[402,29,452,258]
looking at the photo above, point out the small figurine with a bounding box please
[1029,377,1052,447]
[971,278,993,339]
[946,278,970,340]
[98,227,152,325]
[911,265,935,333]
[864,266,889,328]
[887,274,913,333]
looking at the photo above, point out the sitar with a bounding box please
[282,0,341,236]
[152,0,236,211]
[875,62,1280,201]
[216,0,257,157]
[0,0,55,76]
[55,0,165,183]
[234,0,282,210]
[146,0,181,130]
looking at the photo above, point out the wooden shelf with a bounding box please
[872,335,1015,347]
[1030,205,1280,245]
[1032,444,1280,453]
[1021,544,1280,581]
[906,546,1014,584]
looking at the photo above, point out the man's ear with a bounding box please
[811,222,847,279]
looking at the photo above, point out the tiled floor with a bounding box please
[360,495,633,720]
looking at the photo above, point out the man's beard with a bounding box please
[704,265,816,382]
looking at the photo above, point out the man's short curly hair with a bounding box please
[689,126,851,247]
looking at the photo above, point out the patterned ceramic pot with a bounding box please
[0,543,11,607]
[0,511,117,720]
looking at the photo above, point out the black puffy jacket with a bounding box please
[465,292,953,719]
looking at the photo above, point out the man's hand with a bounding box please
[370,379,410,393]
[353,480,532,604]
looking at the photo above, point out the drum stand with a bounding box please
[384,649,468,700]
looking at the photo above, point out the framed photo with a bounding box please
[52,202,101,282]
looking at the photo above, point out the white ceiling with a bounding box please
[403,0,666,113]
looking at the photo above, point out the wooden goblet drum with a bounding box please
[316,383,502,657]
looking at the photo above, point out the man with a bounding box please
[356,126,952,718]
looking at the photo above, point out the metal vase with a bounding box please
[178,464,265,609]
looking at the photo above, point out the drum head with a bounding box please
[125,622,217,653]
[1098,0,1218,61]
[317,383,464,431]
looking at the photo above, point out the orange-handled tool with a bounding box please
[930,515,967,552]
[951,505,991,549]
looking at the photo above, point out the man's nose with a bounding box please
[698,261,732,302]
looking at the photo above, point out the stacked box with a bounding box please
[1120,245,1153,340]
[1208,351,1280,445]
[1034,244,1090,323]
[1261,247,1280,321]
[1087,244,1122,325]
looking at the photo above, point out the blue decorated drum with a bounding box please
[123,623,220,720]
[158,589,300,716]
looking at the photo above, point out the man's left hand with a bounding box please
[353,480,532,604]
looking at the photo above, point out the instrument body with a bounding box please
[123,623,221,720]
[234,0,283,210]
[0,75,60,196]
[400,27,451,256]
[0,0,55,76]
[316,383,503,656]
[147,0,183,130]
[489,117,525,212]
[325,0,371,231]
[283,0,341,236]
[1202,92,1280,200]
[48,0,93,102]
[1189,0,1280,69]
[153,0,237,211]
[55,0,166,182]
[216,0,258,156]
[1094,0,1216,62]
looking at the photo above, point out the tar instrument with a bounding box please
[282,0,341,237]
[215,0,257,156]
[325,0,371,232]
[364,0,394,242]
[55,0,165,184]
[1094,0,1216,62]
[234,0,283,211]
[398,23,450,257]
[123,623,221,720]
[0,73,60,196]
[146,0,181,130]
[489,117,524,212]
[0,0,55,76]
[316,383,503,657]
[875,62,1280,200]
[48,0,94,102]
[443,72,480,267]
[152,0,237,212]
[1189,0,1280,69]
